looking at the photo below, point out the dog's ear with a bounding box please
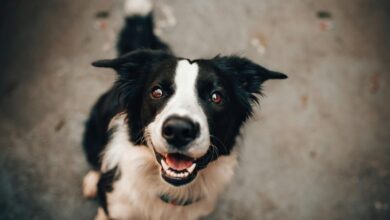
[211,55,287,100]
[92,50,173,110]
[92,50,172,76]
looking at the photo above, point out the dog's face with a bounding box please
[93,50,286,186]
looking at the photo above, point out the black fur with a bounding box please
[194,57,287,158]
[83,89,122,169]
[117,14,170,55]
[92,50,178,146]
[97,167,120,214]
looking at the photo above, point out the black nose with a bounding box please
[162,116,200,148]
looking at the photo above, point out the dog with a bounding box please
[82,0,287,219]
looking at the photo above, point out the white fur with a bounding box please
[125,0,153,16]
[82,170,100,199]
[147,60,210,159]
[98,114,238,220]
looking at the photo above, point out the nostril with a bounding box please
[163,126,174,138]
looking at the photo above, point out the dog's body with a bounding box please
[82,1,286,219]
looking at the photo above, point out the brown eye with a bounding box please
[210,92,223,104]
[151,87,164,99]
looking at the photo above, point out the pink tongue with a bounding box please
[166,154,193,171]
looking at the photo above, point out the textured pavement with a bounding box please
[0,0,389,219]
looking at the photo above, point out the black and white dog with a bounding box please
[82,0,287,219]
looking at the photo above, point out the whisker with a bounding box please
[210,135,229,155]
[133,126,150,144]
[210,143,220,160]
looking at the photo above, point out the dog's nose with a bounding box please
[162,116,199,148]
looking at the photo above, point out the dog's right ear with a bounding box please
[92,50,172,75]
[92,59,122,69]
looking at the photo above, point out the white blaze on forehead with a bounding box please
[163,59,206,124]
[173,60,199,109]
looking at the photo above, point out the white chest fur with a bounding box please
[99,114,238,220]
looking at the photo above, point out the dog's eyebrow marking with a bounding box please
[173,60,199,105]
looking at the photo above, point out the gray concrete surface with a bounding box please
[0,0,389,219]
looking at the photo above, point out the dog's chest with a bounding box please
[104,147,219,220]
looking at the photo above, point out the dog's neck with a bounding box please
[159,193,201,206]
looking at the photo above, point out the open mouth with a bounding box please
[154,151,198,186]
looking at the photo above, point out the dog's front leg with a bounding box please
[82,170,101,198]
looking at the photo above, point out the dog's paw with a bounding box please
[82,170,100,199]
[94,207,109,220]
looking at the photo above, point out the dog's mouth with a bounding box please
[154,151,199,186]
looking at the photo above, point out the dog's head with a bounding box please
[93,50,287,186]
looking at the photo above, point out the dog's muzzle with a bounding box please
[151,115,215,186]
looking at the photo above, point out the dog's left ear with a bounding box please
[211,55,287,96]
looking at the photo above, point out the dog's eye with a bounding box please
[151,86,164,99]
[210,92,223,105]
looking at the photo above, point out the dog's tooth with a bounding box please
[183,172,189,177]
[186,163,196,173]
[161,159,169,171]
[168,170,175,177]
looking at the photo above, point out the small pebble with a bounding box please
[317,11,332,19]
[95,11,110,19]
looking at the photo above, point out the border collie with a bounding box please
[82,0,287,219]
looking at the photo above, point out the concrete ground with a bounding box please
[0,0,389,219]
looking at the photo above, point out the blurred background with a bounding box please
[0,0,389,219]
